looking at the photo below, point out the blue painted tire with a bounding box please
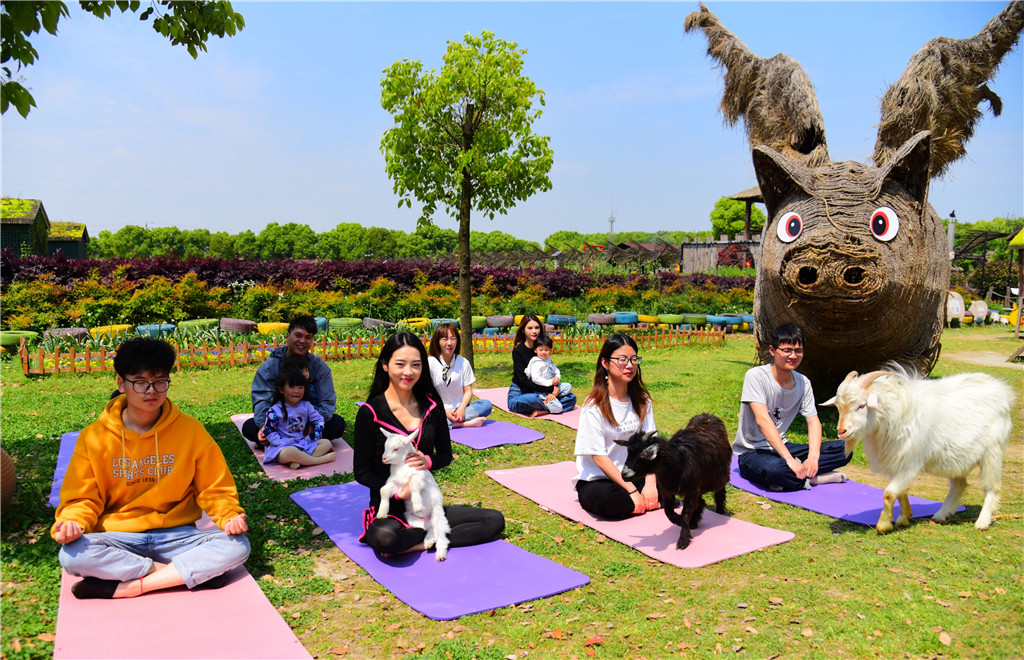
[136,323,176,337]
[613,311,639,324]
[705,315,729,325]
[546,314,576,326]
[314,317,328,332]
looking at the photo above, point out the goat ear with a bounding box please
[640,444,659,461]
[867,393,880,410]
[819,395,837,407]
[612,437,629,446]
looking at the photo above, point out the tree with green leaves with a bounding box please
[380,31,553,365]
[1,0,244,117]
[709,196,766,240]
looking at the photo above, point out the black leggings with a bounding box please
[363,505,505,556]
[576,476,646,520]
[241,414,346,443]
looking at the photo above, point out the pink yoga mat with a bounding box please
[487,462,794,568]
[55,566,310,659]
[230,413,353,480]
[474,387,581,430]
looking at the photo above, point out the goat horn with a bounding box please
[858,371,893,389]
[839,371,859,389]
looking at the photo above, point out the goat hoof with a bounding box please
[875,521,893,534]
[895,516,911,528]
[676,538,692,550]
[436,553,447,562]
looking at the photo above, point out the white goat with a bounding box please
[376,428,451,560]
[822,367,1014,533]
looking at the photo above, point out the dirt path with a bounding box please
[942,350,1024,370]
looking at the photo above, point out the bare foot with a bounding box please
[455,417,486,428]
[289,462,301,470]
[530,410,548,418]
[380,542,427,558]
[314,452,336,465]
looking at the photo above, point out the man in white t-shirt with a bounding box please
[733,324,851,491]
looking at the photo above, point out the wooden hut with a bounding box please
[1,198,50,256]
[47,221,90,259]
[727,185,764,240]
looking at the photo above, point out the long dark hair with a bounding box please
[428,323,459,359]
[513,314,545,346]
[273,369,309,425]
[585,334,651,426]
[367,332,442,409]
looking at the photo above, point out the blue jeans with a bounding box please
[59,524,251,588]
[737,440,852,492]
[445,399,494,428]
[507,381,577,414]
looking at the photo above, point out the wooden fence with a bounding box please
[18,327,726,376]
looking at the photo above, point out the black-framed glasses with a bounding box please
[608,356,642,366]
[776,348,804,356]
[124,377,171,393]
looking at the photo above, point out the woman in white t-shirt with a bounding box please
[574,334,660,519]
[427,323,492,428]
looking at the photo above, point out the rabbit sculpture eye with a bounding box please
[685,1,1024,391]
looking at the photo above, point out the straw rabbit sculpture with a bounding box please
[685,2,1024,391]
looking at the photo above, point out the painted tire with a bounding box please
[720,314,743,326]
[362,317,397,329]
[399,317,432,332]
[255,322,289,335]
[705,315,729,325]
[657,314,685,325]
[89,324,133,339]
[613,312,639,324]
[221,318,258,334]
[314,317,328,332]
[178,318,219,330]
[482,326,502,336]
[637,314,659,324]
[472,316,488,331]
[487,315,515,328]
[0,331,38,347]
[587,313,616,325]
[742,314,754,323]
[431,318,460,329]
[329,317,363,329]
[44,327,91,341]
[681,314,706,325]
[136,324,176,337]
[546,314,576,326]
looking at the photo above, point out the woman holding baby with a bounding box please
[353,332,505,557]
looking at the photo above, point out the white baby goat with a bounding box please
[822,368,1014,533]
[376,428,451,560]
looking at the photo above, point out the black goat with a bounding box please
[614,413,731,549]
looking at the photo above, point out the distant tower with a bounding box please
[608,200,616,243]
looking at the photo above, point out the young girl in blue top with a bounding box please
[263,370,335,469]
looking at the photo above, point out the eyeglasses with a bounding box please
[608,356,642,366]
[775,348,804,356]
[124,377,171,393]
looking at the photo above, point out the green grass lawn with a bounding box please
[1,326,1021,659]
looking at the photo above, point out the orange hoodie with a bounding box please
[51,396,244,539]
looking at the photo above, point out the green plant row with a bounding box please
[2,268,754,333]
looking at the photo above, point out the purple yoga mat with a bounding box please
[449,419,544,449]
[474,387,582,430]
[290,482,590,620]
[728,455,963,526]
[49,432,79,507]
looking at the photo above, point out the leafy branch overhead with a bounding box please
[0,0,244,117]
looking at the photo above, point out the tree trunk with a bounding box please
[458,175,475,369]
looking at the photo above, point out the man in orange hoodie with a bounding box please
[52,338,250,599]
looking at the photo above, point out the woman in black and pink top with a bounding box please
[353,332,504,557]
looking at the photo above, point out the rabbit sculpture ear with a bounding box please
[751,145,815,219]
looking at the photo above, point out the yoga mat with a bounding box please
[49,431,79,507]
[290,482,590,620]
[728,455,964,526]
[230,413,353,480]
[449,419,545,450]
[54,566,311,659]
[486,462,794,568]
[474,387,582,430]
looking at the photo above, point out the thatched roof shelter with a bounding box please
[727,185,764,239]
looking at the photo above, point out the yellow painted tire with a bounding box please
[637,314,659,324]
[257,322,290,335]
[399,317,432,332]
[89,324,133,339]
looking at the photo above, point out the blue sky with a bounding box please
[2,1,1021,243]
